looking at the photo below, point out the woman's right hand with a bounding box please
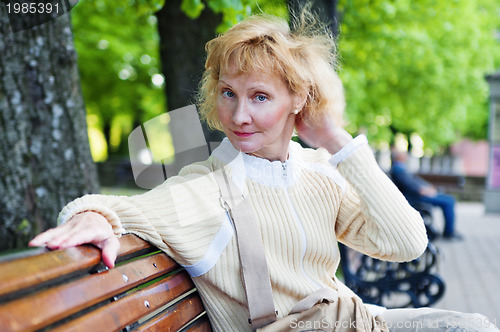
[29,211,120,268]
[295,113,353,155]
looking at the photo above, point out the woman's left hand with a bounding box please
[29,212,120,268]
[295,113,353,154]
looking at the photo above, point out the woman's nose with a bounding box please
[232,101,251,125]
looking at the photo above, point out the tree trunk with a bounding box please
[288,0,339,37]
[156,1,225,146]
[0,9,99,250]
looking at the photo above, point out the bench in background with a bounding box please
[0,234,212,332]
[339,242,446,308]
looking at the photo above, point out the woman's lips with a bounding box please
[233,131,255,138]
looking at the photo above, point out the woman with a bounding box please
[30,13,496,332]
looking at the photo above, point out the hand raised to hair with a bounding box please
[295,113,353,155]
[29,211,120,268]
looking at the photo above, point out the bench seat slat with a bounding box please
[49,271,194,332]
[0,253,179,332]
[135,292,206,331]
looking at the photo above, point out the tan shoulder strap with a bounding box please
[213,168,277,330]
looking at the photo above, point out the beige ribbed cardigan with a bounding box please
[58,136,427,332]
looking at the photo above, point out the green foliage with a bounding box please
[181,0,206,18]
[71,0,166,160]
[337,0,500,151]
[181,0,287,32]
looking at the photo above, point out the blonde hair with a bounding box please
[197,11,345,131]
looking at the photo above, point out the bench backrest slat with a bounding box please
[115,234,158,263]
[180,315,213,332]
[50,271,194,332]
[0,234,213,332]
[0,246,101,300]
[0,235,157,302]
[0,252,179,331]
[135,292,207,331]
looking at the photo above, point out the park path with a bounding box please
[432,202,500,327]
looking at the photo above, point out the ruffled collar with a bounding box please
[211,138,302,190]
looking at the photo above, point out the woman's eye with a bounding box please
[222,90,235,98]
[255,95,267,102]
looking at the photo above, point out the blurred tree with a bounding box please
[0,7,99,250]
[288,0,339,36]
[156,0,223,145]
[71,0,166,160]
[337,0,500,151]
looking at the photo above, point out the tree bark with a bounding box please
[156,1,225,146]
[0,8,99,250]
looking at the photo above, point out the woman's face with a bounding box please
[217,62,301,162]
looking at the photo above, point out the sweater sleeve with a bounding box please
[57,162,226,265]
[331,139,428,262]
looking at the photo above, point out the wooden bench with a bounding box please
[418,174,465,191]
[339,242,446,308]
[0,234,212,332]
[0,232,446,331]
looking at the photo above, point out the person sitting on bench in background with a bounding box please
[390,150,462,241]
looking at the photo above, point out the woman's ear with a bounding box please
[292,91,308,114]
